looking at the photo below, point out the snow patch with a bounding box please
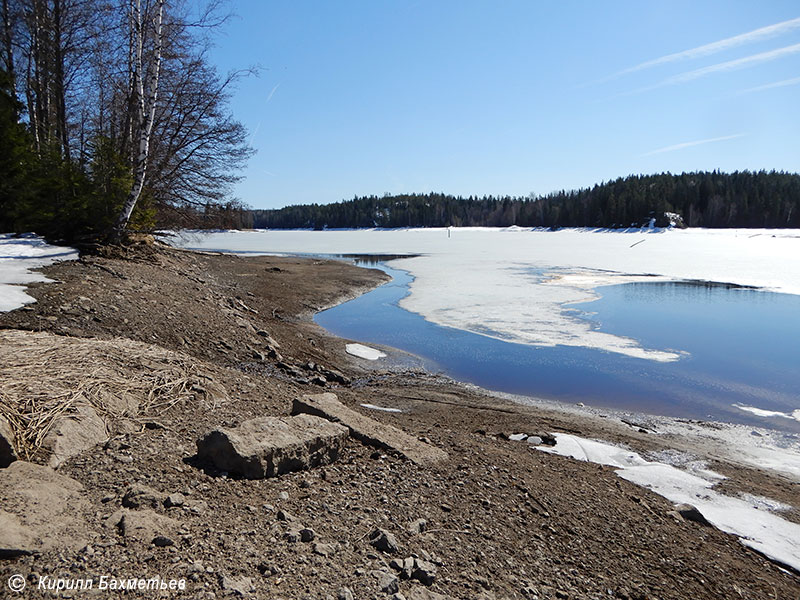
[360,403,402,413]
[734,404,800,422]
[536,433,800,572]
[345,343,386,360]
[642,417,800,482]
[0,233,78,312]
[642,449,726,481]
[737,493,792,513]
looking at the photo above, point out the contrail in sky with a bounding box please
[266,83,281,103]
[248,121,261,147]
[633,43,800,93]
[642,133,745,157]
[248,84,280,145]
[615,16,800,78]
[737,76,800,94]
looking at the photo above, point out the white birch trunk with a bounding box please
[113,0,165,238]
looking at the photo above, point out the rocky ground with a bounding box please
[0,240,798,600]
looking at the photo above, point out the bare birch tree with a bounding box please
[111,0,163,237]
[2,0,253,240]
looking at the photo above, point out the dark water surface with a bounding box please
[315,259,800,433]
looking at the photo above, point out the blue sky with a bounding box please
[209,1,800,210]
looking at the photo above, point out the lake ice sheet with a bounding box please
[170,227,800,429]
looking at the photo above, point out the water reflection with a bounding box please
[339,254,419,266]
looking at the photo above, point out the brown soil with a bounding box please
[1,241,798,600]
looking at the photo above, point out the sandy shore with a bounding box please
[0,240,798,599]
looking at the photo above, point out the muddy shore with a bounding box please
[1,240,798,599]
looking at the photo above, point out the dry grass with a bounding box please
[0,329,222,461]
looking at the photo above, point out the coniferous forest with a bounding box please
[1,6,799,240]
[252,171,800,231]
[0,0,252,242]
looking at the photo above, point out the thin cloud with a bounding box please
[248,121,261,147]
[266,83,281,103]
[616,17,800,78]
[642,134,745,157]
[738,76,800,94]
[633,42,800,93]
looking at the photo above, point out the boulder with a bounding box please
[390,557,414,579]
[408,518,427,535]
[106,509,179,546]
[276,509,295,522]
[337,587,355,600]
[319,366,350,385]
[674,503,711,526]
[122,484,164,509]
[165,492,186,507]
[196,414,348,479]
[0,461,90,557]
[313,542,335,556]
[369,528,398,553]
[0,511,30,558]
[411,559,437,585]
[42,403,108,467]
[0,416,17,467]
[390,557,437,585]
[284,528,301,543]
[219,574,255,597]
[372,570,399,593]
[292,393,448,465]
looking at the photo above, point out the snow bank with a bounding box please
[345,343,386,360]
[0,233,78,312]
[360,403,403,413]
[167,228,800,361]
[537,433,800,572]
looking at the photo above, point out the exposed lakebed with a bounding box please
[316,259,800,433]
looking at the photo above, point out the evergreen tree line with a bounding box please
[252,171,800,230]
[0,0,252,242]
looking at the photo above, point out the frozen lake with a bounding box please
[170,227,800,431]
[317,264,800,431]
